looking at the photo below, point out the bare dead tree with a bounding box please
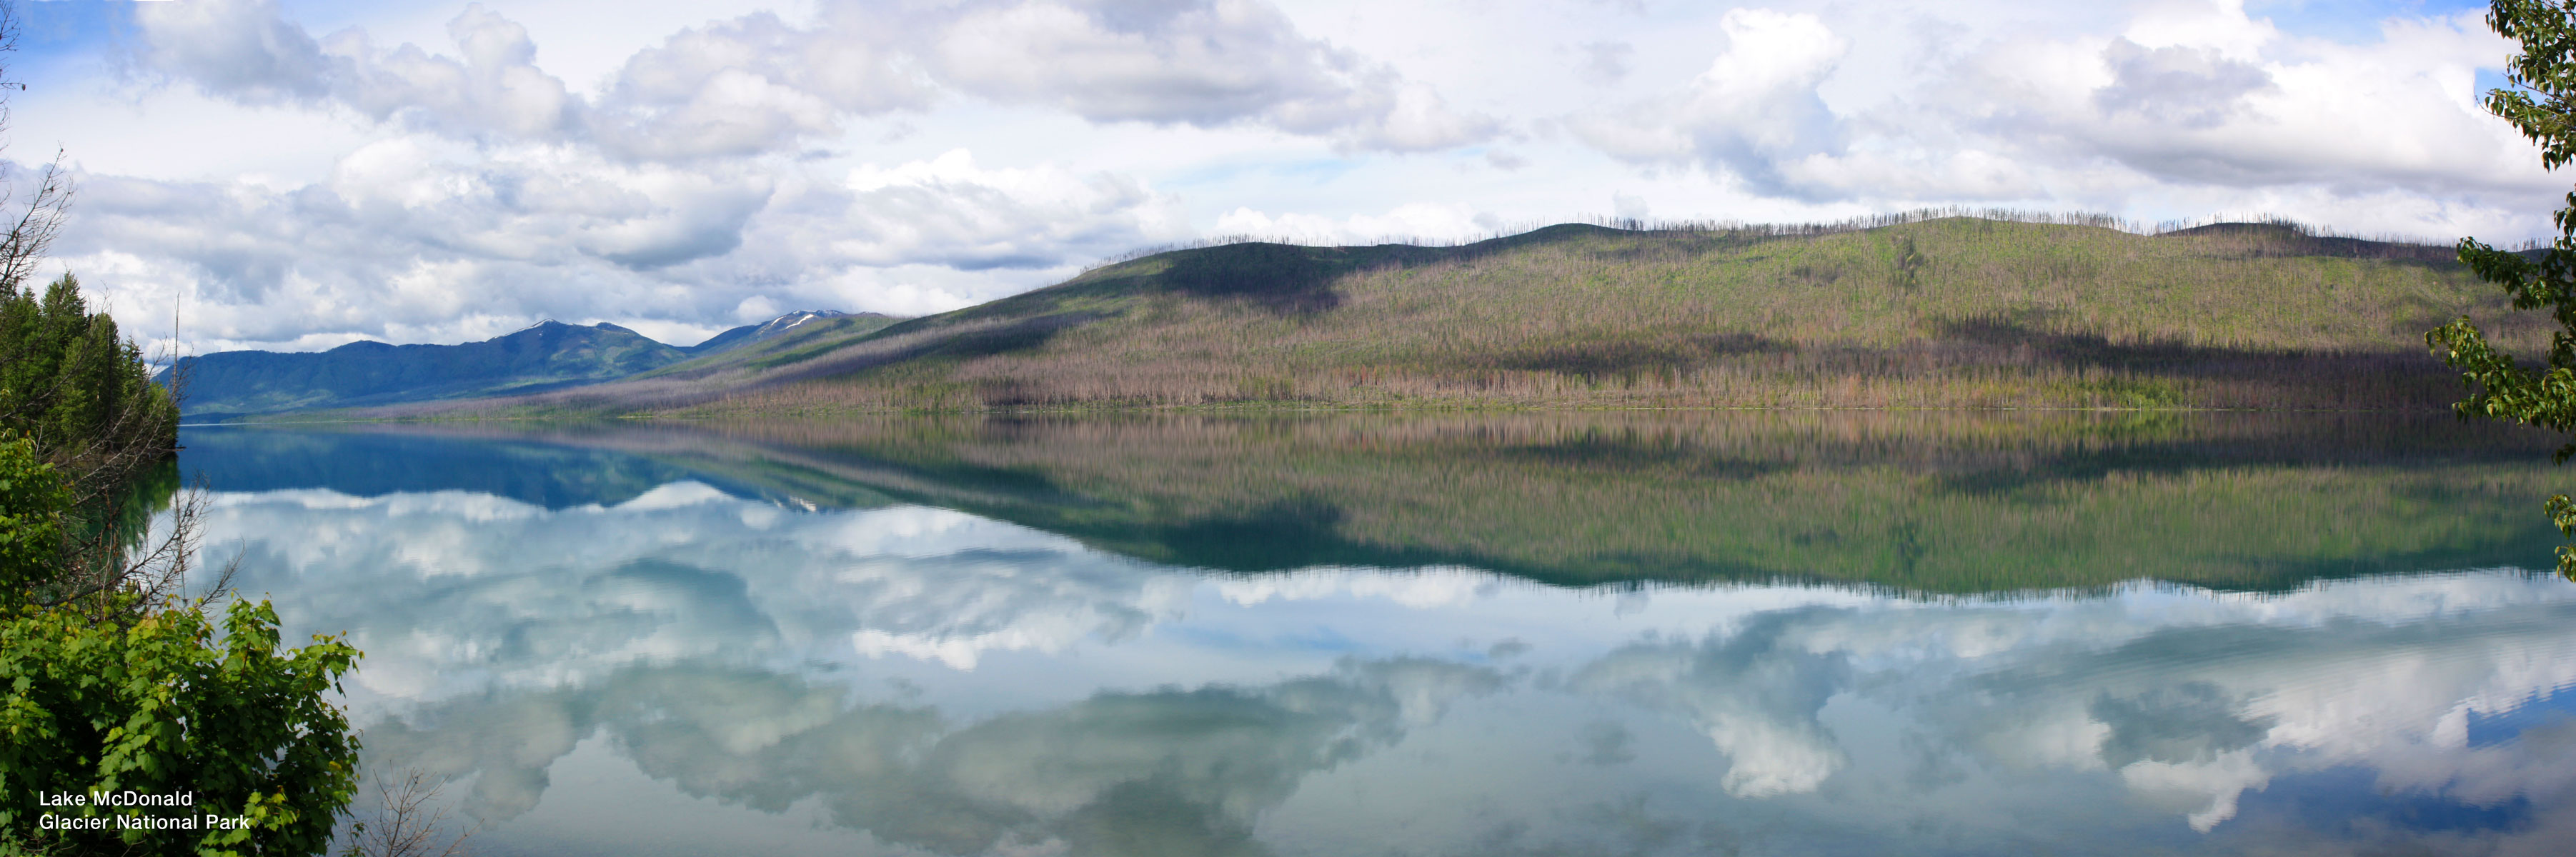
[24,474,239,626]
[0,149,69,292]
[0,1,79,434]
[0,0,66,296]
[336,769,477,857]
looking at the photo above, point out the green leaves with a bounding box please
[2491,1,2576,171]
[0,601,361,856]
[2432,1,2576,580]
[0,435,66,608]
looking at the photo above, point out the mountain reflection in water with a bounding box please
[179,414,2576,856]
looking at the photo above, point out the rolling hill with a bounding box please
[377,216,2548,417]
[169,311,894,419]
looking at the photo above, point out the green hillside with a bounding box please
[394,217,2546,416]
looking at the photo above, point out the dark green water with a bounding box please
[179,412,2576,856]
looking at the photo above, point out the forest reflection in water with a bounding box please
[178,411,2576,856]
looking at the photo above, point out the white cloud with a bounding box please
[1576,41,1635,86]
[1557,1,2552,217]
[51,144,1178,350]
[128,0,334,104]
[1212,201,1498,244]
[43,0,2571,351]
[323,5,582,141]
[1567,9,1851,194]
[590,9,932,160]
[927,0,1497,151]
[136,0,582,142]
[129,0,1491,159]
[86,0,1499,348]
[822,149,1187,269]
[1956,8,2529,196]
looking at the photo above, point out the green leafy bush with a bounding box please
[0,435,63,606]
[0,599,360,856]
[2427,0,2576,578]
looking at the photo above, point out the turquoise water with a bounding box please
[179,415,2576,856]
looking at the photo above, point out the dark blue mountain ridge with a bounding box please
[163,311,893,419]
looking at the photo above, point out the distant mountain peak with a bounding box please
[506,319,653,339]
[685,309,895,355]
[755,309,848,334]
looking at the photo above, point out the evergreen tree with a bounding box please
[0,273,178,473]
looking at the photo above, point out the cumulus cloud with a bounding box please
[822,149,1182,269]
[2090,37,2272,129]
[359,655,1501,836]
[126,0,334,103]
[1567,9,1851,194]
[590,10,933,160]
[322,6,582,141]
[1935,5,2532,196]
[135,0,580,142]
[924,0,1496,151]
[48,141,1182,349]
[129,0,1490,159]
[1561,1,2552,216]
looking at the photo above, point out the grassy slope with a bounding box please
[389,411,2570,593]
[392,219,2543,416]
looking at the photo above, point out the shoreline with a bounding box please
[179,400,2482,427]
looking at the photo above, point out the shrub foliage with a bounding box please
[2428,0,2576,578]
[0,597,359,856]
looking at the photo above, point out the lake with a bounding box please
[176,411,2576,856]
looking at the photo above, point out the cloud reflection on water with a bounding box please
[196,481,2576,856]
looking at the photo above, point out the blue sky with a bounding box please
[0,0,2558,351]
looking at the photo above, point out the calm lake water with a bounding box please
[176,412,2576,856]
